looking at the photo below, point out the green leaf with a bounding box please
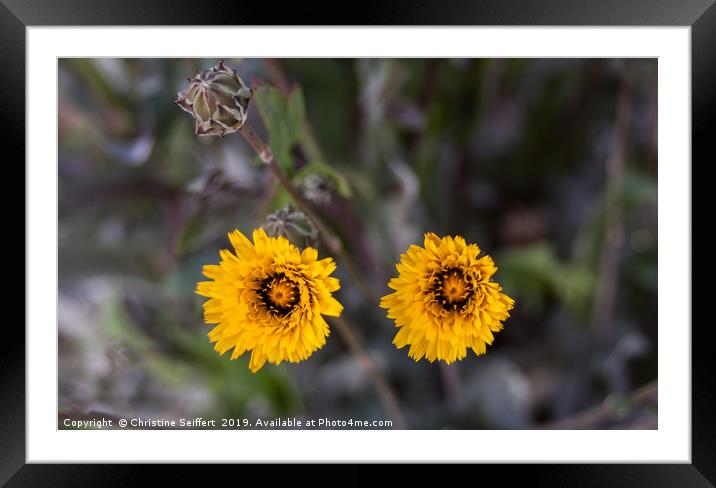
[498,243,561,315]
[286,86,306,140]
[253,85,306,173]
[498,243,594,319]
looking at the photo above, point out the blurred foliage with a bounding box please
[58,58,657,429]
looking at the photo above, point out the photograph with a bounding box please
[58,57,658,431]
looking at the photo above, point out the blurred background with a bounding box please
[58,58,657,429]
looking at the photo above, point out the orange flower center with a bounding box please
[442,273,468,302]
[259,274,300,316]
[434,268,473,310]
[268,280,297,307]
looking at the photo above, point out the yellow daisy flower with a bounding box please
[380,233,515,364]
[196,228,343,372]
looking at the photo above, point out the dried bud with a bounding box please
[263,205,319,249]
[176,60,252,137]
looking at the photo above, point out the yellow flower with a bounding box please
[196,228,342,372]
[380,233,515,364]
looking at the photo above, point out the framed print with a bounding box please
[3,0,709,483]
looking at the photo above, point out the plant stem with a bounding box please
[330,317,407,429]
[540,380,657,430]
[592,62,633,342]
[238,122,407,428]
[242,124,341,247]
[240,123,376,301]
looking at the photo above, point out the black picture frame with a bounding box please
[3,0,708,484]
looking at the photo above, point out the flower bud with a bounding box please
[301,174,333,205]
[263,205,319,249]
[176,61,252,137]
